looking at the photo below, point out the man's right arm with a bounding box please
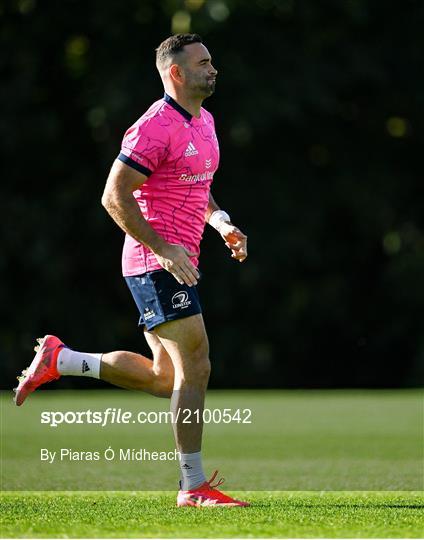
[101,159,199,286]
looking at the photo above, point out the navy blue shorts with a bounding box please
[124,269,202,331]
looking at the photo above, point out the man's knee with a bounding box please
[154,314,211,383]
[194,355,211,381]
[183,345,211,383]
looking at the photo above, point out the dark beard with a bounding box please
[199,80,215,97]
[207,80,216,94]
[190,77,215,98]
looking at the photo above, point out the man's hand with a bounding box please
[154,243,200,286]
[219,222,248,262]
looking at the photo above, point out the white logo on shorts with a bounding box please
[172,291,192,310]
[144,307,155,320]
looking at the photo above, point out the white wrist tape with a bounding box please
[209,210,231,231]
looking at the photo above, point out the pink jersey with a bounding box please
[118,93,220,276]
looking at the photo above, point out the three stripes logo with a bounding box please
[82,360,90,373]
[184,141,198,157]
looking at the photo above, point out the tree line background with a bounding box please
[1,0,423,389]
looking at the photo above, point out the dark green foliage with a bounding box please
[1,0,423,388]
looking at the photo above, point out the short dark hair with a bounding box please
[156,33,203,69]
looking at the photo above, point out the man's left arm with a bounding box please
[206,192,248,262]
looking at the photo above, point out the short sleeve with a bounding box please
[118,116,169,177]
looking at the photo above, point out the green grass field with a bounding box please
[1,389,423,537]
[1,491,423,538]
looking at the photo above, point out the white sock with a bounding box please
[57,348,101,379]
[179,451,206,490]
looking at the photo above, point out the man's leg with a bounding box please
[153,314,210,486]
[100,331,174,398]
[15,332,175,405]
[153,313,249,506]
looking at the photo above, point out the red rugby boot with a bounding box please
[14,335,65,406]
[177,470,249,507]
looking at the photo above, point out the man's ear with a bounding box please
[170,63,184,84]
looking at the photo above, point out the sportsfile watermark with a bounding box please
[40,407,253,427]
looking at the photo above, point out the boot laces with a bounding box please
[207,470,225,489]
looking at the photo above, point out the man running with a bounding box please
[14,34,248,507]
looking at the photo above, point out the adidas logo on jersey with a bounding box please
[184,142,198,157]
